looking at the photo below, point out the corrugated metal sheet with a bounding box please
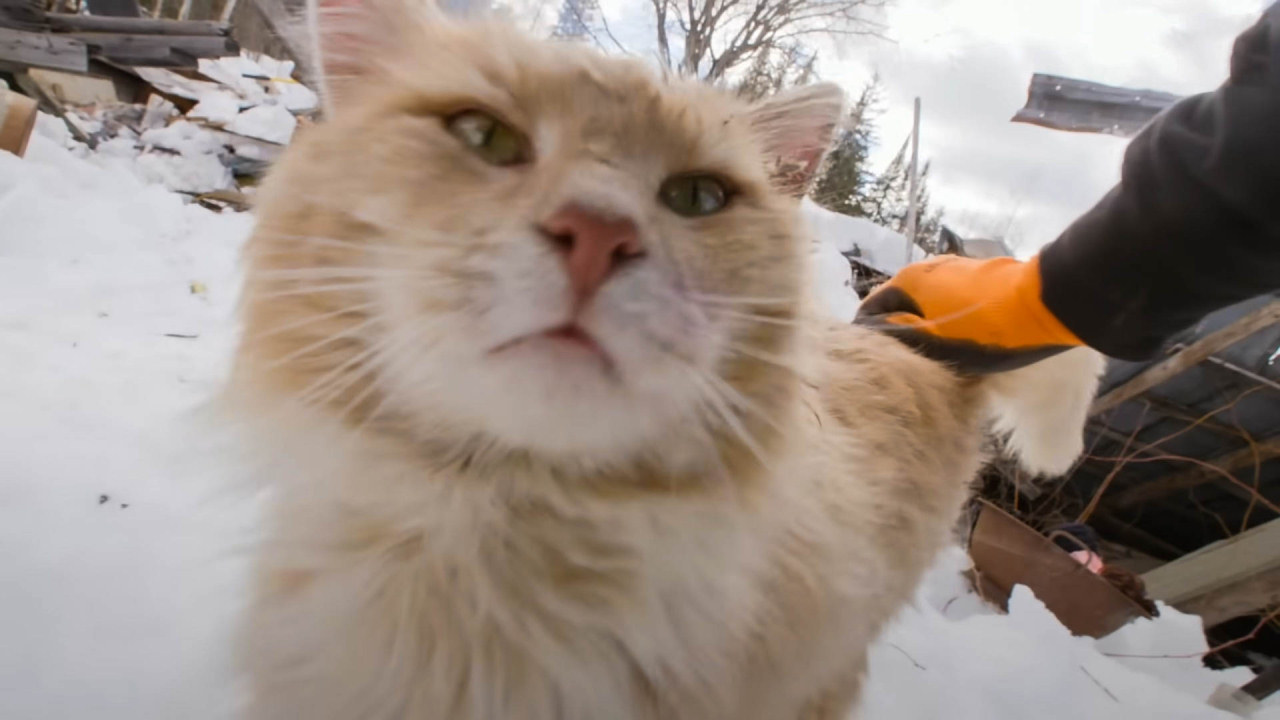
[1012,73,1182,137]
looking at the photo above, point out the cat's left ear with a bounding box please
[304,0,436,114]
[748,82,845,198]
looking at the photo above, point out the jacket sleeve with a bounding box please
[1038,4,1280,361]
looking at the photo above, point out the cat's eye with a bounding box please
[658,174,731,217]
[445,110,529,166]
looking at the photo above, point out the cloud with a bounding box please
[818,0,1264,252]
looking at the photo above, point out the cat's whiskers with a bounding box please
[687,292,794,309]
[350,321,443,433]
[700,306,802,329]
[262,314,383,371]
[721,341,806,379]
[246,281,387,301]
[687,371,772,470]
[295,328,397,408]
[248,302,380,342]
[253,267,435,281]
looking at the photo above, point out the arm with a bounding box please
[858,5,1280,369]
[1040,4,1280,360]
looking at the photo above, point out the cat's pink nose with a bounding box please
[538,203,644,304]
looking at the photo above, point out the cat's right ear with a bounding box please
[304,0,433,113]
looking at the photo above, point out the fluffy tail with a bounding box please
[980,348,1105,477]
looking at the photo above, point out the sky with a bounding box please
[536,0,1268,255]
[815,0,1267,253]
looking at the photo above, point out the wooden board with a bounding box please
[69,32,236,60]
[45,14,230,36]
[0,88,37,156]
[1091,300,1280,416]
[1143,517,1280,625]
[0,26,89,73]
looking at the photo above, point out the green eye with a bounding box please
[658,174,731,217]
[445,110,529,166]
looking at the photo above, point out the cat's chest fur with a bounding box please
[241,426,821,720]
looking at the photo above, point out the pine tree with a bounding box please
[551,0,601,41]
[811,78,943,251]
[810,78,880,216]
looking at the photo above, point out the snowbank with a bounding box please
[801,197,924,277]
[1,132,1276,720]
[0,134,253,719]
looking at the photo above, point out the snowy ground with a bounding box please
[2,121,1277,719]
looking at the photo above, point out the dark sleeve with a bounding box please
[1038,4,1280,361]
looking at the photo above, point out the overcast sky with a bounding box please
[818,0,1267,253]
[571,0,1268,255]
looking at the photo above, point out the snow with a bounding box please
[801,197,925,276]
[188,90,245,126]
[811,233,862,321]
[0,134,253,718]
[1,134,1277,720]
[225,104,297,145]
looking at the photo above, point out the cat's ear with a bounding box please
[748,82,845,198]
[304,0,437,112]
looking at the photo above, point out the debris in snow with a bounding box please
[226,104,297,145]
[98,495,109,505]
[6,49,319,198]
[187,91,243,126]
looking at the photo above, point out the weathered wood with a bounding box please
[1179,565,1280,628]
[1143,517,1280,625]
[1091,300,1280,416]
[45,13,228,36]
[1107,436,1280,509]
[1244,664,1280,702]
[0,87,38,156]
[0,26,88,73]
[0,0,46,29]
[70,31,236,64]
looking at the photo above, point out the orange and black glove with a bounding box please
[855,254,1086,374]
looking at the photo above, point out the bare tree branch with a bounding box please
[650,0,888,81]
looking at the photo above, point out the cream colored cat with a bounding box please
[225,2,1103,717]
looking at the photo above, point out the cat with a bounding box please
[223,1,1104,717]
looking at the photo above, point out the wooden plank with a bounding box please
[1143,517,1280,624]
[1091,300,1280,416]
[1106,437,1280,509]
[45,13,228,36]
[0,26,88,73]
[69,31,236,62]
[1178,565,1280,627]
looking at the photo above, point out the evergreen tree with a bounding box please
[810,78,880,216]
[811,78,943,251]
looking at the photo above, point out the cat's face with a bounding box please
[237,4,840,465]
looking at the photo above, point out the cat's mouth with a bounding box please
[488,323,616,373]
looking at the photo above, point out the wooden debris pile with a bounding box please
[0,0,238,72]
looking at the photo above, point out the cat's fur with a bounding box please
[225,3,1103,718]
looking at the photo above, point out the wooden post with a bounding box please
[904,97,920,265]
